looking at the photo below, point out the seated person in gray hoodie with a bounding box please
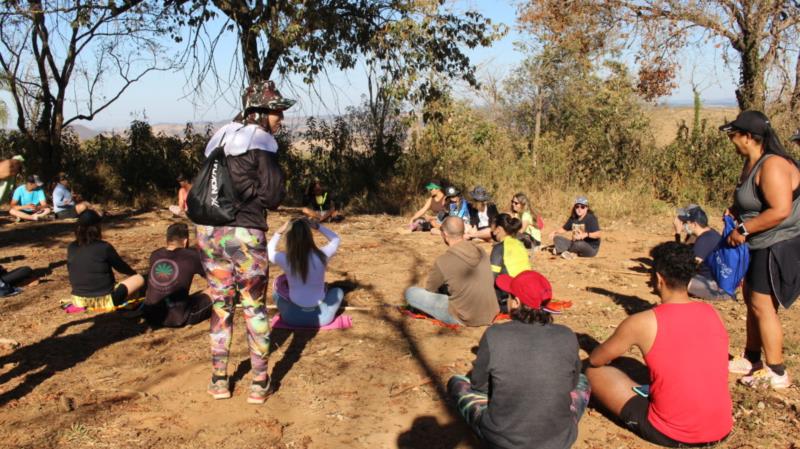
[404,217,499,326]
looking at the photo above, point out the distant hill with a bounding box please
[65,124,101,140]
[646,105,739,147]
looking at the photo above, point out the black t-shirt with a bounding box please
[144,247,205,327]
[692,229,722,278]
[471,321,581,449]
[562,213,601,249]
[67,240,137,297]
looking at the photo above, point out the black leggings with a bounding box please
[0,266,33,287]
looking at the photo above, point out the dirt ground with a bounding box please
[0,208,798,449]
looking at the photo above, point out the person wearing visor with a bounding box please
[548,196,601,259]
[409,179,446,232]
[447,270,588,449]
[10,175,50,222]
[198,80,290,404]
[674,205,728,300]
[721,110,800,389]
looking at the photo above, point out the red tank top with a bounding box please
[644,302,732,443]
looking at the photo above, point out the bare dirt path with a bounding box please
[0,209,798,448]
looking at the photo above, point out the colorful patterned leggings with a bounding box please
[447,373,591,438]
[197,226,270,382]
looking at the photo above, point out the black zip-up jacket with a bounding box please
[226,149,285,231]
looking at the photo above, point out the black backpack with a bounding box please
[186,145,241,226]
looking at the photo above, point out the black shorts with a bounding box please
[56,206,78,219]
[746,247,771,295]
[619,396,728,448]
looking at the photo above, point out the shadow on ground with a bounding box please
[587,287,654,315]
[0,313,147,406]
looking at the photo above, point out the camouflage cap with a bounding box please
[242,80,296,113]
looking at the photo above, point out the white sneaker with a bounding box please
[729,356,762,375]
[561,251,577,260]
[740,366,791,389]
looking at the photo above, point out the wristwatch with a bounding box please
[737,222,750,236]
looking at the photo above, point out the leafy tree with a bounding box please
[0,1,178,180]
[519,0,800,113]
[178,0,505,102]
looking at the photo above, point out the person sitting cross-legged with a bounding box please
[64,210,145,313]
[586,242,732,447]
[675,205,730,300]
[267,218,343,327]
[489,214,531,312]
[53,173,93,219]
[404,216,499,326]
[10,175,51,222]
[447,270,589,449]
[142,223,212,328]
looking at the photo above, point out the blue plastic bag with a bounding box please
[704,215,750,296]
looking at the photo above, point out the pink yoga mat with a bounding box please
[270,314,353,330]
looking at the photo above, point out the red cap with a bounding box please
[495,271,553,310]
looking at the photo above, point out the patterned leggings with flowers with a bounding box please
[197,226,271,382]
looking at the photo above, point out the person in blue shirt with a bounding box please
[676,206,730,300]
[441,186,469,221]
[10,175,50,222]
[53,173,92,219]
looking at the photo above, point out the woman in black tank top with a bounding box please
[720,110,800,390]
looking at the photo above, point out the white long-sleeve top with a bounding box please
[267,225,340,307]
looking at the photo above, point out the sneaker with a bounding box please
[561,251,577,260]
[207,378,231,399]
[729,356,762,375]
[740,367,791,389]
[247,379,272,404]
[63,304,86,314]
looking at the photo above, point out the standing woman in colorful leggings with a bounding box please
[197,81,292,404]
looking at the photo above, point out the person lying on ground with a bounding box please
[404,217,499,326]
[409,179,446,232]
[549,196,601,259]
[168,174,192,218]
[510,192,543,249]
[301,180,344,223]
[447,270,589,449]
[268,218,343,327]
[465,185,498,242]
[142,223,211,328]
[10,175,51,222]
[675,205,730,300]
[53,173,93,220]
[586,241,732,448]
[489,214,531,312]
[64,210,145,313]
[0,264,33,297]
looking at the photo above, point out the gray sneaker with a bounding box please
[207,378,231,400]
[561,251,577,260]
[247,379,272,404]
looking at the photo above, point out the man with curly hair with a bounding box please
[586,242,732,447]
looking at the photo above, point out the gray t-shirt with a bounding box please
[470,320,581,449]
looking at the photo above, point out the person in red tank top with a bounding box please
[586,242,732,447]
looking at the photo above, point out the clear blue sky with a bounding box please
[2,0,738,131]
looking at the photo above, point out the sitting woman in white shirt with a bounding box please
[267,218,342,327]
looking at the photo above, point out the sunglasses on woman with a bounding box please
[575,204,587,209]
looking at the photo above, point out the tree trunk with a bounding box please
[735,32,767,112]
[791,51,800,123]
[532,94,542,168]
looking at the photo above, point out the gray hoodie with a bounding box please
[426,240,499,325]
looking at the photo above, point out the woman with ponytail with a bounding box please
[721,110,800,390]
[268,218,343,327]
